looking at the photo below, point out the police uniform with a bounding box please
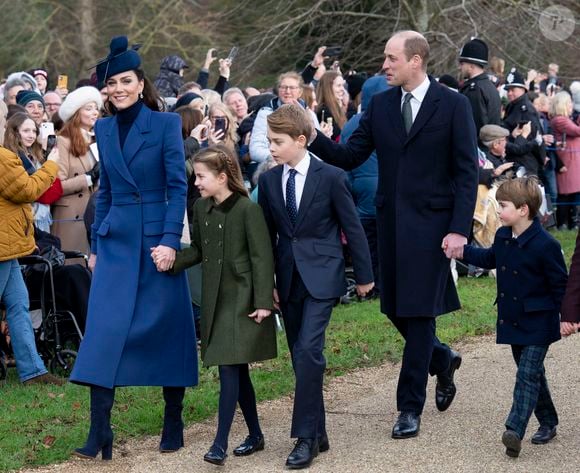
[502,69,545,176]
[459,39,502,133]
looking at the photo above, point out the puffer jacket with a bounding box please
[154,55,188,98]
[0,146,58,261]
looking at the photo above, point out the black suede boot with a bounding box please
[159,386,185,452]
[74,385,115,460]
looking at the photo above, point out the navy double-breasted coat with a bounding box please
[310,77,479,317]
[70,105,198,388]
[462,219,567,345]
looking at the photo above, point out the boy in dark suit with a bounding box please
[460,177,567,458]
[258,104,374,469]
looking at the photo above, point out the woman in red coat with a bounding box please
[550,92,580,230]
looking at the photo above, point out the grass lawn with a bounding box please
[0,229,576,471]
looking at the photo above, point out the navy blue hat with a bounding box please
[16,89,45,107]
[504,68,527,91]
[174,92,203,110]
[95,36,141,87]
[459,38,488,66]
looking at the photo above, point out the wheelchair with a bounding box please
[0,251,86,381]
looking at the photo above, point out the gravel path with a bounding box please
[22,335,580,473]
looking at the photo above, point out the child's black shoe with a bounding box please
[531,425,557,444]
[502,429,522,458]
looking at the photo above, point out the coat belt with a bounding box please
[111,189,167,205]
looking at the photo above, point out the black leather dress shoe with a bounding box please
[531,425,557,445]
[318,433,330,453]
[436,350,462,412]
[285,438,319,469]
[502,429,522,458]
[391,412,421,439]
[203,445,227,466]
[233,435,265,456]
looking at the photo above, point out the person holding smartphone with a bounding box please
[208,102,239,152]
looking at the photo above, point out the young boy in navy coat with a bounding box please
[460,177,567,458]
[258,104,374,469]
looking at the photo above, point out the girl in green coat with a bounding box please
[155,145,276,466]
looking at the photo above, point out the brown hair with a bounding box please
[59,110,91,157]
[175,106,204,139]
[316,71,347,129]
[301,84,316,111]
[104,69,162,115]
[3,112,44,162]
[496,176,542,219]
[194,144,248,197]
[396,31,430,71]
[267,103,313,141]
[489,57,505,76]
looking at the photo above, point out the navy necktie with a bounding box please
[286,169,298,225]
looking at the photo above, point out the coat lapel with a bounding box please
[103,116,137,188]
[386,87,406,144]
[123,105,152,167]
[294,156,321,231]
[404,77,441,145]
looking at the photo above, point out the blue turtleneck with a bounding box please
[117,99,143,149]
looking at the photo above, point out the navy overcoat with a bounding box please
[70,105,198,388]
[310,77,479,317]
[462,219,567,345]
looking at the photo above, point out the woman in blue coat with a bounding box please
[70,36,197,459]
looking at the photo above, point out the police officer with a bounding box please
[459,38,502,134]
[502,68,545,177]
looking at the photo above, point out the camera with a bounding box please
[213,117,228,135]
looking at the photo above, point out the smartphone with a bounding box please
[324,46,343,58]
[46,135,57,156]
[57,74,68,89]
[40,122,55,141]
[517,120,528,129]
[226,46,239,64]
[214,117,228,135]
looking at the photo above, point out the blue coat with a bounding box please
[70,105,198,388]
[258,156,373,301]
[462,219,567,345]
[309,77,479,317]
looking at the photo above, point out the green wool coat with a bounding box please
[173,192,277,366]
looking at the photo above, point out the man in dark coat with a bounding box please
[154,55,188,98]
[502,68,546,176]
[458,38,502,135]
[309,30,478,439]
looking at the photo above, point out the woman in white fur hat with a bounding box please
[51,86,102,257]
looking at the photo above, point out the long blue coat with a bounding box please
[70,105,198,388]
[310,77,479,317]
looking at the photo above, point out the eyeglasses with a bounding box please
[279,85,300,91]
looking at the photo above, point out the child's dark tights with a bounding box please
[214,363,262,450]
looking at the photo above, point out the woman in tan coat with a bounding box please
[52,87,102,254]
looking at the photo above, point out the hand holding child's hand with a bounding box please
[272,288,280,311]
[560,321,578,337]
[248,309,271,324]
[150,245,176,272]
[356,282,374,297]
[442,233,466,259]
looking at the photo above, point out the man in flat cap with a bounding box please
[459,38,502,135]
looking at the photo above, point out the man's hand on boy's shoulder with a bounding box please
[356,282,375,297]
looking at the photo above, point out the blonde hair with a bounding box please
[496,176,542,219]
[277,71,304,91]
[194,144,248,197]
[550,91,571,117]
[200,89,221,108]
[267,103,313,140]
[208,102,239,149]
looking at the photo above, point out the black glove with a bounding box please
[86,161,100,182]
